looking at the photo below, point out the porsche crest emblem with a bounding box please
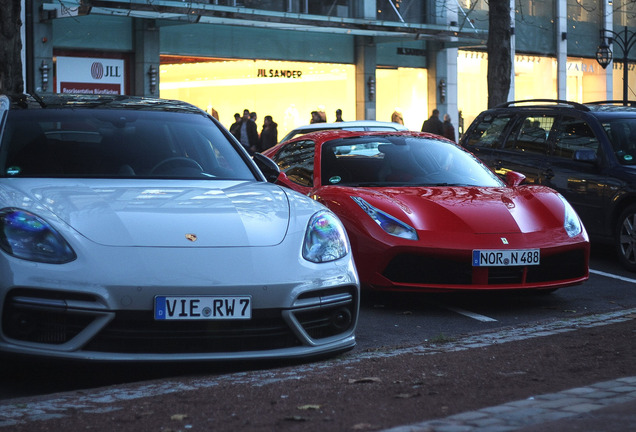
[185,233,198,242]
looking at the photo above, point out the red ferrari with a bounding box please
[262,130,589,293]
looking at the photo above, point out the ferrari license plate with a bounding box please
[154,296,251,320]
[472,249,540,267]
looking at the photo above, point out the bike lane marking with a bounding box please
[443,306,498,322]
[590,268,636,284]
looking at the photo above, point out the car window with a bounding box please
[271,139,315,187]
[464,115,513,149]
[322,136,503,187]
[0,109,255,180]
[504,115,555,154]
[553,117,599,160]
[602,118,636,165]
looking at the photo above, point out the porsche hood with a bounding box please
[3,180,296,247]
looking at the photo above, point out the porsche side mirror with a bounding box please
[505,170,526,187]
[252,153,280,183]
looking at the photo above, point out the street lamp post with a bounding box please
[595,27,636,105]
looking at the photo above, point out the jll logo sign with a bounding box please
[91,62,122,79]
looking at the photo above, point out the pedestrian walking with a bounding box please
[421,108,444,136]
[335,109,344,122]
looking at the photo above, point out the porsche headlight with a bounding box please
[351,196,418,240]
[303,210,349,263]
[0,209,76,263]
[558,195,582,237]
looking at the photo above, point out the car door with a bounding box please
[492,113,557,185]
[545,115,608,237]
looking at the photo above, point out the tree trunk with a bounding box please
[0,0,24,95]
[487,0,511,108]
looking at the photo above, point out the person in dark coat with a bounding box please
[442,113,456,142]
[421,109,444,136]
[229,113,241,138]
[236,109,258,154]
[258,115,278,152]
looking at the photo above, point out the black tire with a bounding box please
[615,204,636,272]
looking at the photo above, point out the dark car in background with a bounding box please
[460,99,636,271]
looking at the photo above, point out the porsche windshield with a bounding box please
[321,135,504,187]
[0,109,256,180]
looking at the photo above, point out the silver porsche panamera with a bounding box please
[0,94,359,361]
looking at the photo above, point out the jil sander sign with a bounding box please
[257,68,303,78]
[56,56,125,95]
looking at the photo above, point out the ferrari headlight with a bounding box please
[558,195,582,237]
[303,210,349,263]
[0,209,76,263]
[351,196,418,240]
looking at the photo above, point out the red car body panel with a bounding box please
[263,130,590,292]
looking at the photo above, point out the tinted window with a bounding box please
[504,115,555,154]
[602,118,636,165]
[0,109,254,180]
[553,117,599,160]
[464,115,513,148]
[271,139,315,187]
[322,136,503,187]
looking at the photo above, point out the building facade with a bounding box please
[24,0,636,138]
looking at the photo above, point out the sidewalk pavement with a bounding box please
[384,376,636,432]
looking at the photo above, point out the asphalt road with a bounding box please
[0,242,633,401]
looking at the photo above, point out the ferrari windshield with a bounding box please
[0,109,256,180]
[321,135,504,187]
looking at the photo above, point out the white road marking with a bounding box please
[444,306,498,322]
[590,268,636,284]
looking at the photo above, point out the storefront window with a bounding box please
[515,55,557,100]
[611,62,636,101]
[566,57,606,102]
[218,1,351,17]
[377,0,425,23]
[159,59,355,140]
[614,0,636,27]
[457,51,557,128]
[376,67,427,131]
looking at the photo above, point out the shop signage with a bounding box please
[566,62,597,74]
[257,68,303,78]
[397,47,426,56]
[56,56,125,95]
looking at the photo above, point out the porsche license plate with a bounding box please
[472,249,540,267]
[154,296,251,320]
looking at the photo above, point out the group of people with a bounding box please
[421,108,456,142]
[228,107,456,154]
[310,109,344,124]
[229,109,278,154]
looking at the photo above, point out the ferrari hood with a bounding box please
[5,180,291,247]
[354,186,563,234]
